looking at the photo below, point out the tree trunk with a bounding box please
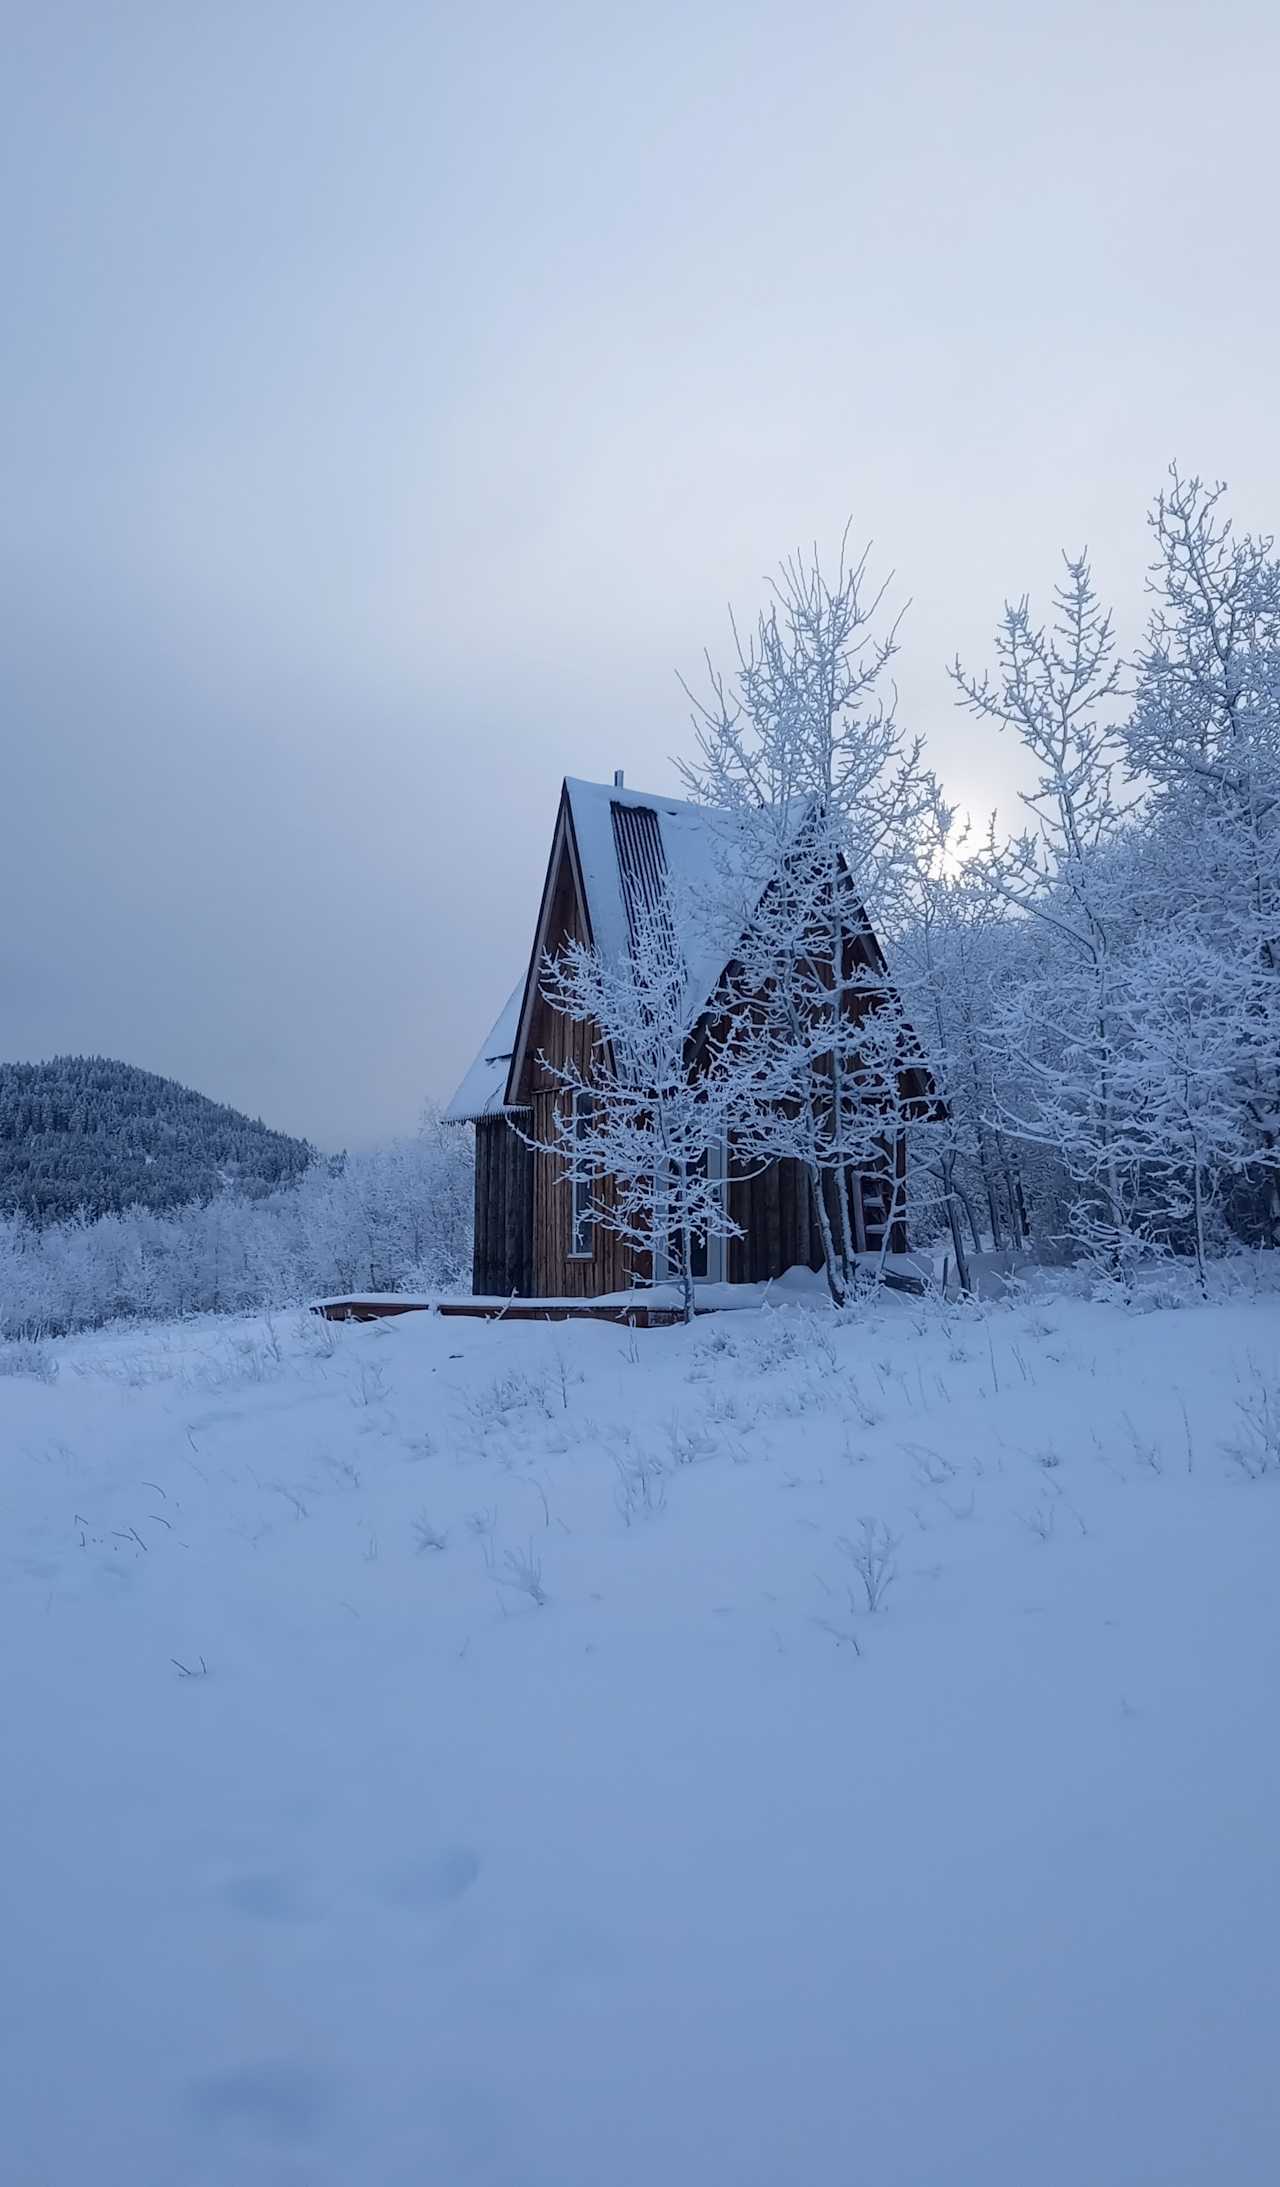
[943,1165,972,1295]
[808,1165,846,1306]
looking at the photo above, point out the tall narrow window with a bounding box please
[570,1089,594,1258]
[656,1136,728,1284]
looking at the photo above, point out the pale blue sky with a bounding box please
[4,0,1278,1146]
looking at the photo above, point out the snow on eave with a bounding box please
[443,980,529,1125]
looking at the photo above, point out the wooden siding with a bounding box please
[728,1149,907,1283]
[523,829,632,1298]
[728,1154,813,1282]
[472,1117,535,1298]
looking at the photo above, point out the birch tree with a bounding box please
[892,796,1041,1286]
[529,893,742,1323]
[1125,470,1280,1244]
[1111,926,1254,1289]
[952,554,1142,1266]
[680,533,933,1303]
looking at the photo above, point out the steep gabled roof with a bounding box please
[446,773,931,1125]
[501,776,817,1107]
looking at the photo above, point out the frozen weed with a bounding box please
[319,1452,362,1492]
[412,1511,449,1553]
[904,1443,957,1489]
[1121,1413,1164,1475]
[498,1541,548,1607]
[840,1380,883,1429]
[704,1389,755,1431]
[762,1378,825,1421]
[613,1449,668,1526]
[1222,1369,1280,1480]
[1017,1497,1057,1542]
[229,1334,285,1384]
[837,1517,900,1612]
[466,1368,554,1428]
[665,1413,720,1467]
[348,1359,389,1409]
[738,1313,806,1375]
[813,1602,863,1657]
[550,1349,585,1410]
[296,1310,338,1360]
[267,1482,309,1521]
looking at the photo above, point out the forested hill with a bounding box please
[0,1056,314,1222]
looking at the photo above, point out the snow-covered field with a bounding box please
[2,1284,1278,2186]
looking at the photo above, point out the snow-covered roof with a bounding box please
[443,980,527,1124]
[562,776,805,1030]
[452,777,820,1123]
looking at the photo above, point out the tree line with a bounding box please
[0,1055,313,1223]
[0,1112,472,1338]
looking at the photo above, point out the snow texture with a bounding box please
[2,1279,1278,2185]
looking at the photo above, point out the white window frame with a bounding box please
[568,1088,594,1260]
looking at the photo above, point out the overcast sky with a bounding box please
[4,1,1278,1149]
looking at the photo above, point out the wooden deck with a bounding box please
[311,1296,689,1329]
[312,1258,929,1332]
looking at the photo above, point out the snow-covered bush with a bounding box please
[0,1337,59,1383]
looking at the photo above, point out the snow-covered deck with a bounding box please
[310,1257,940,1326]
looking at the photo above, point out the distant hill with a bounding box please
[0,1056,314,1224]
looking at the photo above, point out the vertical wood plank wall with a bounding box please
[525,840,630,1298]
[728,1152,906,1283]
[472,1117,535,1297]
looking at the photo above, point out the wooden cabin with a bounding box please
[444,775,930,1300]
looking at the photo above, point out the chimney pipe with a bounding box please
[613,769,625,788]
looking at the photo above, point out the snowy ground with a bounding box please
[2,1282,1278,2186]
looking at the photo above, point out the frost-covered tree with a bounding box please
[1124,470,1280,1244]
[1110,926,1255,1289]
[529,892,742,1323]
[952,554,1143,1265]
[892,796,1038,1285]
[680,533,934,1303]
